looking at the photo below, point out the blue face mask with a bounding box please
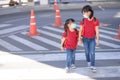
[83,15,89,18]
[72,23,77,29]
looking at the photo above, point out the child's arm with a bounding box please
[60,37,66,51]
[95,26,99,46]
[79,25,83,45]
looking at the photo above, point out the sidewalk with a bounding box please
[0,2,120,16]
[0,51,120,80]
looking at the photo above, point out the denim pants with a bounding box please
[66,49,76,68]
[82,37,96,66]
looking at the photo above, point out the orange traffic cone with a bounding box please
[54,0,58,10]
[27,9,39,36]
[53,5,62,27]
[114,24,120,40]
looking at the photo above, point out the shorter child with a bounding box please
[61,18,79,73]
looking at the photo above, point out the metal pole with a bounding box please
[19,0,22,6]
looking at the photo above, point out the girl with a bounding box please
[61,18,79,73]
[79,5,100,73]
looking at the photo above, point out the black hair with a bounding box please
[81,5,92,13]
[82,5,94,19]
[64,18,75,32]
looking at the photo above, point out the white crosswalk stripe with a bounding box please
[0,39,22,51]
[8,35,48,51]
[21,52,120,61]
[0,25,29,35]
[0,24,12,28]
[100,40,120,48]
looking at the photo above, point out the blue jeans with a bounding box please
[82,37,96,66]
[66,49,76,68]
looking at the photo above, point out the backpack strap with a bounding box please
[66,29,78,37]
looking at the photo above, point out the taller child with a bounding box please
[79,5,100,73]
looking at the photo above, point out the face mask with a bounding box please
[72,23,77,29]
[83,15,89,18]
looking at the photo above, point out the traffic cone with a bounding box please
[53,5,62,27]
[27,9,39,36]
[114,24,120,40]
[54,0,58,10]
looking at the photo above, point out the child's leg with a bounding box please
[82,37,90,63]
[71,49,76,65]
[66,49,72,68]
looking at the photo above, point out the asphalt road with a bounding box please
[0,8,120,28]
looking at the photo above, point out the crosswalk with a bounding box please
[0,24,120,52]
[0,23,120,79]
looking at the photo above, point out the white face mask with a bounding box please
[72,23,77,29]
[83,15,89,18]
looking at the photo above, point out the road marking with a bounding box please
[43,26,63,33]
[8,35,48,51]
[5,18,27,23]
[100,40,120,48]
[0,25,29,35]
[98,5,105,11]
[21,32,60,48]
[44,26,117,36]
[0,24,12,28]
[21,52,120,61]
[99,29,117,35]
[0,39,22,51]
[100,26,118,31]
[37,29,61,39]
[100,34,120,42]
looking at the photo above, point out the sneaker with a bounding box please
[87,62,91,67]
[65,67,70,73]
[90,66,97,73]
[71,64,76,69]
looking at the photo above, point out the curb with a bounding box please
[0,2,120,16]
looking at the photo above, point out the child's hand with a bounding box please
[96,39,99,46]
[61,46,65,51]
[79,39,83,46]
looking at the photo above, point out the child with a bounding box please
[61,18,79,73]
[79,5,100,73]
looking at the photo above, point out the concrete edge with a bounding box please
[0,2,120,16]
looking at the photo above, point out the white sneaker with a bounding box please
[90,66,97,73]
[65,67,70,73]
[71,64,76,69]
[87,62,91,67]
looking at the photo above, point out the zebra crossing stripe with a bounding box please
[100,40,120,48]
[0,24,12,28]
[43,26,63,33]
[99,29,117,35]
[21,52,120,61]
[0,39,22,51]
[21,32,60,48]
[0,25,29,35]
[100,26,118,31]
[8,35,48,51]
[37,29,61,39]
[100,34,120,42]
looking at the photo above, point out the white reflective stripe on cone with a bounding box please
[31,16,35,18]
[56,16,61,18]
[30,23,36,25]
[56,10,60,12]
